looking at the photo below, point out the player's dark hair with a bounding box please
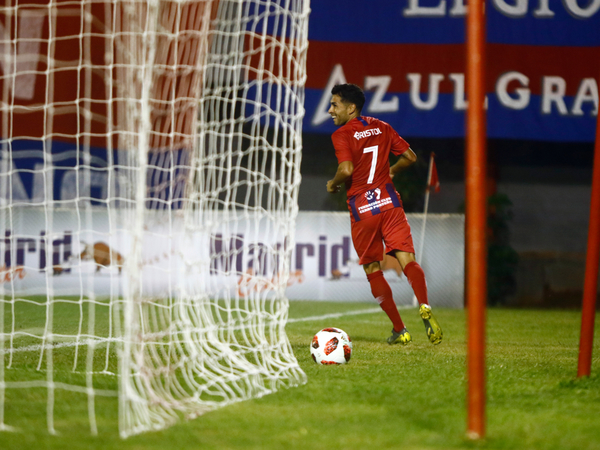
[331,84,365,113]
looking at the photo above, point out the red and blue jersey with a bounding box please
[332,116,410,223]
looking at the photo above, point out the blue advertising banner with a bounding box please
[305,0,600,142]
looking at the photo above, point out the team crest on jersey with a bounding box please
[365,188,381,201]
[354,128,382,140]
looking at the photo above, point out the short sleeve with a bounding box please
[389,126,410,156]
[332,129,353,163]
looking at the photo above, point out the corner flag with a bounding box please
[427,153,440,193]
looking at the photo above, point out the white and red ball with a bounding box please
[310,327,352,365]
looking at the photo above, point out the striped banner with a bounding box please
[305,0,600,142]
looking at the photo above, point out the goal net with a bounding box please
[0,0,308,437]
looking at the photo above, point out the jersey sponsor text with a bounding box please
[354,128,382,140]
[358,197,393,214]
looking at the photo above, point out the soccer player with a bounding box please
[326,83,443,345]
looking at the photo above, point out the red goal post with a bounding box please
[577,70,600,379]
[465,0,487,440]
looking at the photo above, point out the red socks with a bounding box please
[366,261,428,332]
[403,261,429,305]
[366,270,405,332]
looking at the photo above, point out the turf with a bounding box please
[1,300,599,450]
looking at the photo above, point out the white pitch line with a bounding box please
[3,337,122,354]
[287,307,383,323]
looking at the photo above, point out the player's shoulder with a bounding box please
[332,121,357,143]
[361,116,393,130]
[332,125,348,137]
[331,128,348,148]
[333,117,393,140]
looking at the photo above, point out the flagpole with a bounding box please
[414,153,435,307]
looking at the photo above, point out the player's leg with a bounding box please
[379,208,429,306]
[394,251,442,345]
[352,217,411,345]
[394,251,428,306]
[382,208,443,345]
[395,252,443,332]
[363,261,412,345]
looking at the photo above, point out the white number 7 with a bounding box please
[363,145,378,184]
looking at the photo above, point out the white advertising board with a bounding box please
[1,209,464,307]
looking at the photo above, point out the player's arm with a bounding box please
[389,148,417,179]
[327,161,354,193]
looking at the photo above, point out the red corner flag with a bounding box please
[427,153,440,193]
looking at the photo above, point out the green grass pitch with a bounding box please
[1,299,599,450]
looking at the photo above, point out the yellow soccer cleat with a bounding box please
[419,304,443,345]
[387,327,412,345]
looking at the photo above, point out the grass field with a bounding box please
[1,299,599,450]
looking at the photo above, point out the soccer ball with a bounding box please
[310,327,352,365]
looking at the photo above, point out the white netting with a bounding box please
[0,0,308,437]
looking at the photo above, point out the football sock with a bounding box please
[366,270,405,332]
[403,261,429,305]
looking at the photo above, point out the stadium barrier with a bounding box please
[1,209,464,308]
